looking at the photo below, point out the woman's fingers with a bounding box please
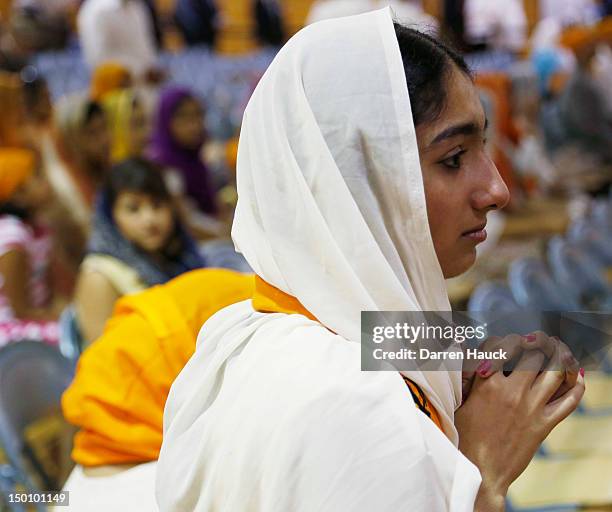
[549,337,580,401]
[519,331,557,358]
[469,334,527,376]
[531,338,572,406]
[508,349,547,391]
[461,331,581,403]
[543,372,586,430]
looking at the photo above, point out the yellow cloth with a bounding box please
[62,269,254,467]
[252,276,443,431]
[90,62,131,102]
[102,89,135,163]
[0,148,36,202]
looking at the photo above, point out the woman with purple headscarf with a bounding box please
[148,86,218,216]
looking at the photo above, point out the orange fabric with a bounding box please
[0,148,36,202]
[596,17,612,42]
[252,276,317,321]
[251,276,443,431]
[0,71,27,147]
[90,62,132,102]
[62,269,255,467]
[559,26,596,52]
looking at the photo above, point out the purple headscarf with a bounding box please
[148,86,218,215]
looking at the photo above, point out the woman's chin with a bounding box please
[441,250,477,280]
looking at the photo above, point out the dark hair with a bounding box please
[0,203,29,221]
[104,157,172,209]
[394,23,471,126]
[85,100,104,124]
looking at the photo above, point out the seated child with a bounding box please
[74,157,205,345]
[0,148,61,346]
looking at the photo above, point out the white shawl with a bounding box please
[157,8,481,511]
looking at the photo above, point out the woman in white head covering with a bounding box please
[156,8,584,512]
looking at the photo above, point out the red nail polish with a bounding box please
[524,334,537,342]
[477,360,492,375]
[580,368,585,378]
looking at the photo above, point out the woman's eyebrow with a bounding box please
[428,118,489,148]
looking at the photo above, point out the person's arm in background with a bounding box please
[0,249,62,321]
[74,270,121,346]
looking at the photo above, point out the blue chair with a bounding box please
[591,200,612,236]
[468,281,520,313]
[199,239,253,273]
[0,342,74,510]
[468,281,541,339]
[547,236,612,310]
[509,258,581,311]
[567,219,612,267]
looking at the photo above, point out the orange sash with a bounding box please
[252,276,443,431]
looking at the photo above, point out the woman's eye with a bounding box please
[441,150,466,170]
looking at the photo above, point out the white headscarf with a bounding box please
[157,8,481,511]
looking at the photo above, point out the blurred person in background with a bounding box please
[174,0,219,49]
[531,0,602,57]
[74,158,204,344]
[463,0,527,53]
[21,66,52,131]
[541,26,612,180]
[539,0,601,28]
[60,269,254,510]
[102,88,151,164]
[443,0,466,49]
[8,1,71,54]
[19,68,89,289]
[54,94,111,217]
[89,61,132,102]
[0,70,28,146]
[593,19,612,110]
[77,0,163,83]
[148,86,226,238]
[142,0,163,49]
[0,148,63,346]
[254,0,285,48]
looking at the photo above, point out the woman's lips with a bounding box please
[462,228,487,243]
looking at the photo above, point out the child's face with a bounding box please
[112,191,174,253]
[169,97,205,150]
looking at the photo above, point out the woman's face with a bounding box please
[112,191,174,253]
[129,100,150,157]
[417,67,510,279]
[169,97,205,150]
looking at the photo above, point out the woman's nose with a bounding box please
[471,156,510,212]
